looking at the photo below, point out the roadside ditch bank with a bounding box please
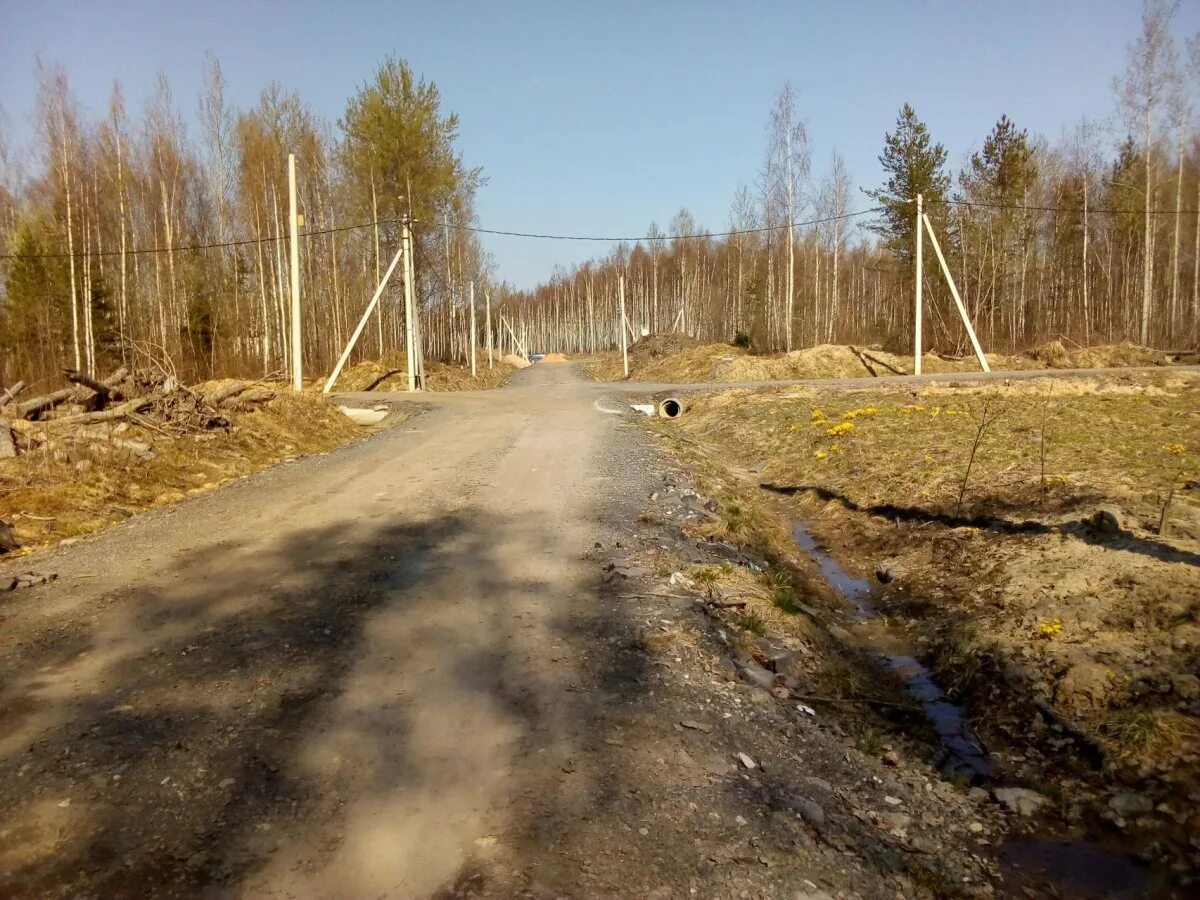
[640,413,1195,897]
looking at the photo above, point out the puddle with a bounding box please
[791,522,992,779]
[788,521,1165,892]
[789,523,875,617]
[998,840,1151,898]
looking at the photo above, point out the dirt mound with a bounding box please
[628,333,700,358]
[540,352,569,363]
[502,354,531,369]
[333,353,520,391]
[1028,340,1073,367]
[1067,341,1169,369]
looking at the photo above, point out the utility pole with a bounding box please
[914,193,923,377]
[288,153,302,391]
[485,290,493,369]
[402,216,417,391]
[619,274,629,378]
[469,281,477,377]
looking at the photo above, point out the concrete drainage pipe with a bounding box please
[658,398,683,419]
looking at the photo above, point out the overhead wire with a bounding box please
[4,197,1197,262]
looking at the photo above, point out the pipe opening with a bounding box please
[658,398,683,419]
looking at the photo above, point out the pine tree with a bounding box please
[864,103,950,263]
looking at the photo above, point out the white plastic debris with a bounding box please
[630,403,656,417]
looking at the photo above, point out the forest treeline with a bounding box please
[512,2,1200,358]
[1,2,1198,389]
[0,56,492,387]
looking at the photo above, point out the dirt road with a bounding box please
[1,363,675,896]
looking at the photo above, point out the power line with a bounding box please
[938,197,1198,216]
[0,218,380,261]
[0,207,881,261]
[443,208,882,242]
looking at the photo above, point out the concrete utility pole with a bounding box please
[288,153,302,391]
[402,217,417,391]
[469,281,477,377]
[485,290,493,369]
[619,274,629,378]
[914,193,923,377]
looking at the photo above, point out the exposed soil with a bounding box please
[657,371,1200,889]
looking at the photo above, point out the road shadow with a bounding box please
[0,505,652,898]
[762,482,1200,567]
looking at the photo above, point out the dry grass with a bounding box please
[674,372,1200,539]
[1102,708,1200,765]
[0,390,374,551]
[330,351,519,393]
[589,337,1188,384]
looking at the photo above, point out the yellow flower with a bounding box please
[810,408,827,422]
[1038,618,1063,639]
[814,449,828,460]
[901,405,926,414]
[1162,443,1186,455]
[930,406,941,417]
[841,406,879,420]
[826,422,854,437]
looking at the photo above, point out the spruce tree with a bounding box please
[864,103,950,263]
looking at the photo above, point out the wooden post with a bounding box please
[323,245,405,393]
[469,281,477,378]
[619,274,629,378]
[914,193,923,377]
[485,290,493,369]
[288,154,302,391]
[402,217,417,391]
[922,212,989,373]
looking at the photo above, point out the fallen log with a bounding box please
[0,381,26,409]
[42,397,151,428]
[202,380,248,406]
[0,418,14,459]
[221,386,275,409]
[64,367,128,406]
[15,386,81,420]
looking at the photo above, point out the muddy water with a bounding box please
[791,522,993,779]
[789,522,1156,898]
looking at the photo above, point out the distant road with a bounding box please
[331,362,1200,408]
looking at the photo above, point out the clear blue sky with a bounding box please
[2,0,1197,288]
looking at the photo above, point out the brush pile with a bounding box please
[0,367,276,463]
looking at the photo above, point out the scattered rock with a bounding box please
[1109,792,1153,817]
[0,519,18,553]
[603,559,652,582]
[1089,508,1122,535]
[680,720,713,734]
[795,798,825,829]
[1171,673,1200,700]
[57,798,70,809]
[993,787,1047,817]
[880,811,911,831]
[968,822,984,833]
[736,752,757,770]
[737,662,776,691]
[883,796,903,807]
